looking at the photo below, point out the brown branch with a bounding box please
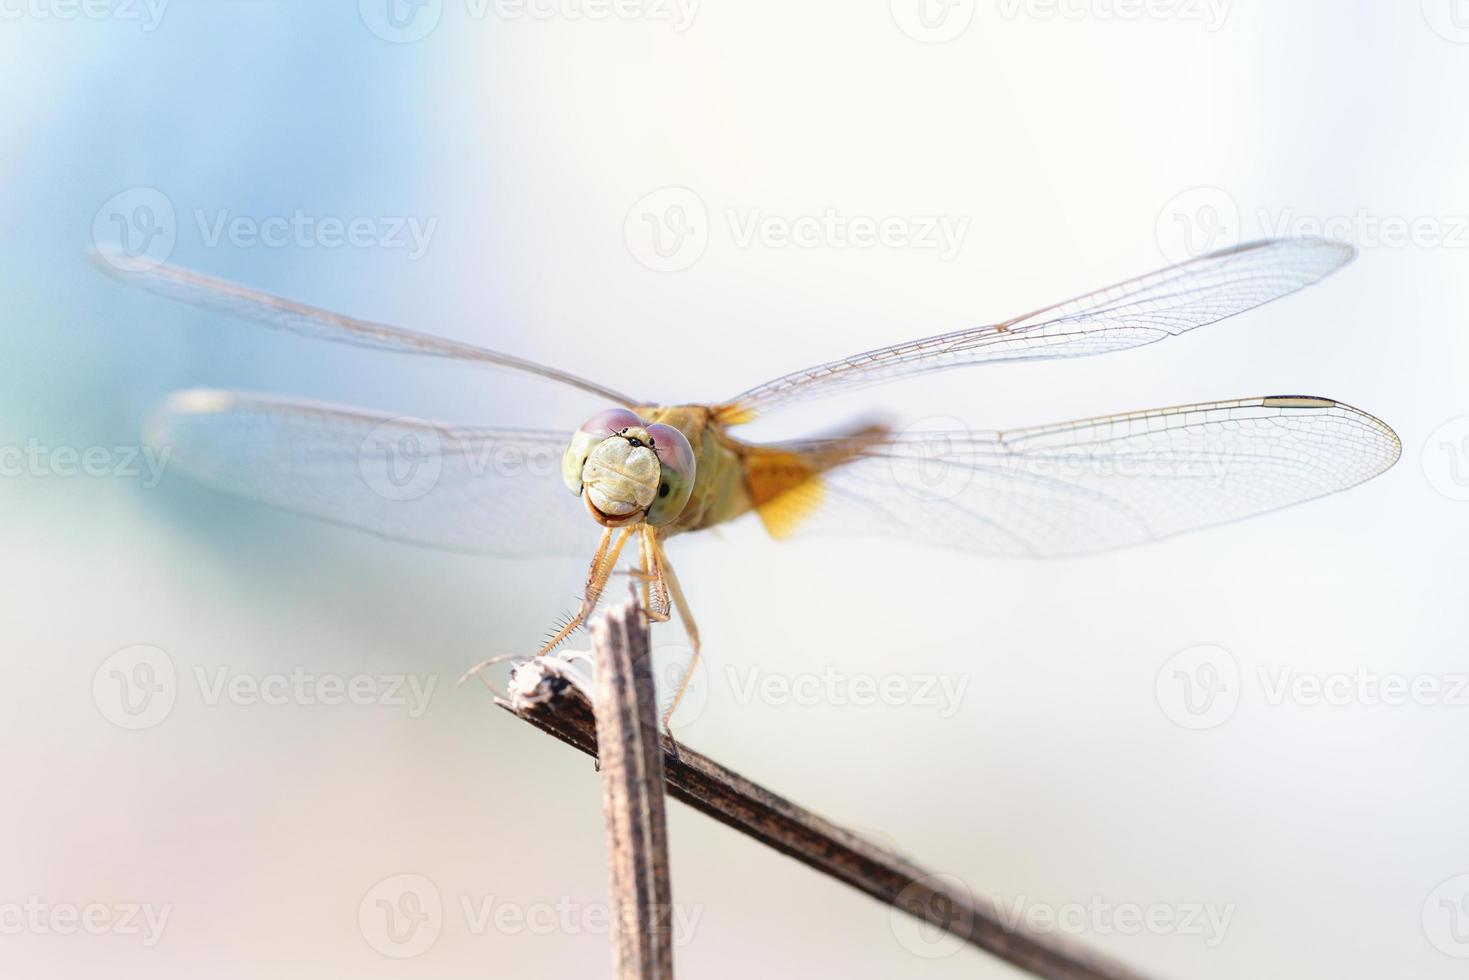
[497,629,1165,980]
[591,592,674,980]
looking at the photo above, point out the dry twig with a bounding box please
[498,604,1163,980]
[591,592,674,979]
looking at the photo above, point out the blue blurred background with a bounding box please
[4,2,1469,977]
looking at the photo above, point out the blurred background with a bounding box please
[3,2,1468,977]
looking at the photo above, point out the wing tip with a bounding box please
[87,244,166,280]
[144,388,238,448]
[1261,393,1402,470]
[1226,235,1358,270]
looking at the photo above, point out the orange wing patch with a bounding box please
[742,424,889,540]
[712,402,759,427]
[744,449,825,540]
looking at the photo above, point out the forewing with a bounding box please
[147,390,599,557]
[776,396,1399,557]
[722,238,1356,419]
[92,249,641,407]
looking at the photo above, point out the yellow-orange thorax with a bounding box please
[636,404,883,540]
[636,405,751,536]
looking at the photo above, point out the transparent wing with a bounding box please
[722,238,1356,419]
[147,390,600,557]
[92,249,641,408]
[776,396,1398,557]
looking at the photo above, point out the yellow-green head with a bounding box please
[562,409,696,528]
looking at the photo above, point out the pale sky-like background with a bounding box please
[4,2,1469,977]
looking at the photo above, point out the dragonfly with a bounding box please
[94,237,1400,726]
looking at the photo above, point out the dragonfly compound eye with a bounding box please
[643,422,696,527]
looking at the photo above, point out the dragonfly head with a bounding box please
[562,409,697,528]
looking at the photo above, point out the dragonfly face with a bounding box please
[562,408,697,528]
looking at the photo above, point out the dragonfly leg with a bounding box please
[639,525,671,623]
[647,532,701,732]
[536,526,632,656]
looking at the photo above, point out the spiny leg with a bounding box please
[633,528,670,622]
[639,524,671,623]
[647,532,702,731]
[458,528,632,687]
[636,531,649,610]
[580,526,633,618]
[536,526,632,657]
